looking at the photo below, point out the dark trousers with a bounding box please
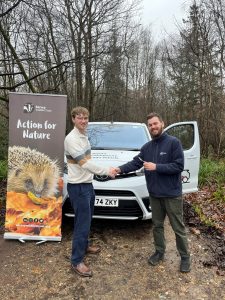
[150,196,190,257]
[67,182,95,265]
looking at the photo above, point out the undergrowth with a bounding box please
[190,158,225,231]
[199,158,225,187]
[198,158,225,204]
[0,160,7,180]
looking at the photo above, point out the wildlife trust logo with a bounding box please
[23,103,34,113]
[182,169,190,183]
[23,103,52,113]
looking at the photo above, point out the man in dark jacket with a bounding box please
[116,112,191,272]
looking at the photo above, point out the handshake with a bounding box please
[107,161,157,178]
[108,167,121,178]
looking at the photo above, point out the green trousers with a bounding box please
[150,196,190,257]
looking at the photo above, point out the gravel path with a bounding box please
[0,217,224,300]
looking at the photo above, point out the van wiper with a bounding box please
[125,148,140,151]
[92,147,140,151]
[92,147,111,150]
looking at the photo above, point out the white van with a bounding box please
[63,121,200,220]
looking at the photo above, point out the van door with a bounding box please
[164,121,200,194]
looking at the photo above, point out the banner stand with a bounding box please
[17,238,49,245]
[4,92,67,242]
[4,233,61,242]
[17,238,48,244]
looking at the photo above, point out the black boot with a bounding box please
[180,256,191,272]
[148,251,164,266]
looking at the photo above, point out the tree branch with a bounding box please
[0,21,36,92]
[0,0,23,18]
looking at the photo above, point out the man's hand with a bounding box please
[114,167,121,174]
[108,167,122,178]
[108,167,119,178]
[143,162,156,171]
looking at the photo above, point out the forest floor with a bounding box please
[0,180,224,300]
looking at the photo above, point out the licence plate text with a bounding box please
[95,198,119,207]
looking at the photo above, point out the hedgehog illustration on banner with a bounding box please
[5,146,63,237]
[7,146,60,199]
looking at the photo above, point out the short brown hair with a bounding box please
[71,106,89,118]
[147,112,163,122]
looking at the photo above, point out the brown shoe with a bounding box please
[71,262,93,277]
[86,245,101,254]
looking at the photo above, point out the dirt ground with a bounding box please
[0,210,225,300]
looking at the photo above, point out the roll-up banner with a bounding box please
[4,92,67,242]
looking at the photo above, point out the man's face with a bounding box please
[72,113,89,133]
[147,116,164,138]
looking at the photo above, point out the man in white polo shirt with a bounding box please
[64,106,116,277]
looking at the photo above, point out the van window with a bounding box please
[165,124,194,150]
[88,124,150,150]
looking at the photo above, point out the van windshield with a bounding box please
[88,124,150,150]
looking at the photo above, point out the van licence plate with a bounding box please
[95,198,119,207]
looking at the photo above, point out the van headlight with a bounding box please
[135,167,145,176]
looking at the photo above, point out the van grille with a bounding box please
[63,193,150,218]
[94,201,142,217]
[95,190,134,197]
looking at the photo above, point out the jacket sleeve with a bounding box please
[156,138,184,174]
[119,153,144,173]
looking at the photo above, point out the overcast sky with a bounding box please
[140,0,192,38]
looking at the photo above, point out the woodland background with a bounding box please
[0,0,225,160]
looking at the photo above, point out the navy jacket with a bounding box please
[119,132,184,198]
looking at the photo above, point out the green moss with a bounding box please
[193,204,215,227]
[0,160,7,180]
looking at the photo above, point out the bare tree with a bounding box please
[164,1,225,156]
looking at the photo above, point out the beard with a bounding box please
[150,126,163,138]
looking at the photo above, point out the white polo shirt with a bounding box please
[64,127,110,184]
